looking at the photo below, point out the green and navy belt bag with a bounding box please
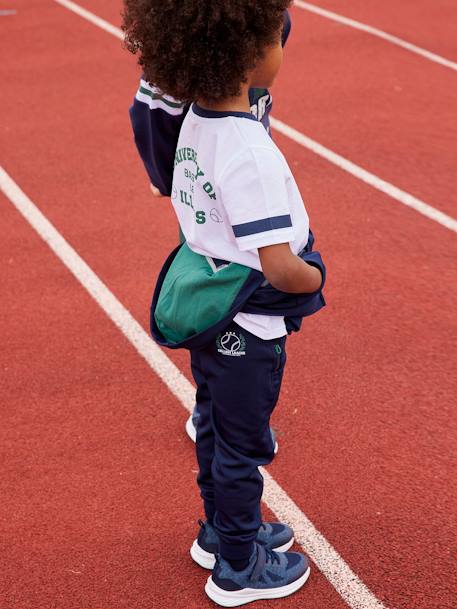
[150,229,326,350]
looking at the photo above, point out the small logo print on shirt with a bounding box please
[216,331,246,357]
[210,208,223,223]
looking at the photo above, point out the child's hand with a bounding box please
[150,183,164,197]
[258,243,322,294]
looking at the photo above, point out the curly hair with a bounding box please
[122,0,291,104]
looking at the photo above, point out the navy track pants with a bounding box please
[190,321,287,562]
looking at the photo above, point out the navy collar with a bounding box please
[192,102,257,121]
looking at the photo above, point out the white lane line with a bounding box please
[1,166,387,609]
[295,1,457,73]
[270,117,457,234]
[0,167,194,409]
[263,471,386,609]
[53,0,457,236]
[54,0,123,39]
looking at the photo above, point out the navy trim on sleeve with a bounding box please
[232,215,293,238]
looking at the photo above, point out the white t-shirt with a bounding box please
[171,103,310,340]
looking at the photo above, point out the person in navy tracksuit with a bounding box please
[123,2,327,604]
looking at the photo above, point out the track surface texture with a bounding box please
[1,2,456,609]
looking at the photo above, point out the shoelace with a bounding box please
[265,548,281,566]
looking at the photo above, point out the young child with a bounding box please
[123,1,326,605]
[128,10,292,452]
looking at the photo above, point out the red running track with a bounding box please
[294,0,457,62]
[277,6,457,218]
[1,2,456,609]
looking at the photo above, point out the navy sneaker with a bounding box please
[185,407,279,454]
[190,520,294,570]
[205,543,310,607]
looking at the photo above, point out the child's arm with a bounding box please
[220,140,321,294]
[129,78,189,196]
[258,243,322,293]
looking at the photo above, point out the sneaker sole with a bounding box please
[185,415,279,454]
[190,539,216,570]
[190,538,295,570]
[185,415,197,443]
[204,565,311,607]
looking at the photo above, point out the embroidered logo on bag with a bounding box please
[216,331,246,357]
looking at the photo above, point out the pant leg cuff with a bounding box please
[219,540,255,562]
